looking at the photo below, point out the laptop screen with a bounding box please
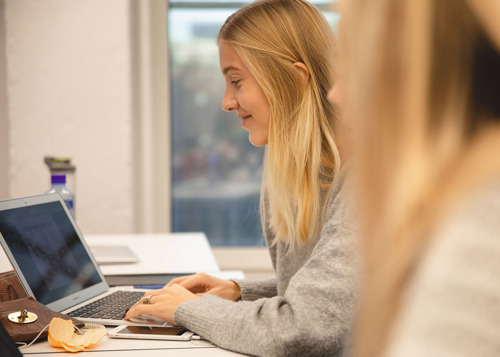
[0,199,102,305]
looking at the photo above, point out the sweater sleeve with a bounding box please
[232,239,278,301]
[234,277,278,301]
[174,204,360,357]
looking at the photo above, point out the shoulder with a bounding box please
[324,162,358,233]
[310,163,360,268]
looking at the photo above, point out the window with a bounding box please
[169,0,339,246]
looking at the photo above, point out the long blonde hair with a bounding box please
[340,0,500,356]
[218,0,341,247]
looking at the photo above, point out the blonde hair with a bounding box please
[218,0,341,247]
[341,0,500,356]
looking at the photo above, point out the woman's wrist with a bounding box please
[230,280,242,301]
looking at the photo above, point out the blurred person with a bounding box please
[339,0,500,356]
[126,1,359,356]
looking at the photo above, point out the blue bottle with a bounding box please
[46,174,75,218]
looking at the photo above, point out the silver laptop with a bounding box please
[0,194,171,327]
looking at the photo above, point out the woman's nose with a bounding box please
[328,79,345,109]
[222,88,238,112]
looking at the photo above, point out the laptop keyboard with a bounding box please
[67,290,145,320]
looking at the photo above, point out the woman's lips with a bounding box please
[240,115,251,127]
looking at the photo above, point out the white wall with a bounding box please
[0,1,8,198]
[1,0,170,234]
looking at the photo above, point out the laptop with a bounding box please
[0,194,172,327]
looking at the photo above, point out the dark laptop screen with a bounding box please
[0,201,102,305]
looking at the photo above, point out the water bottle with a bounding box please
[46,174,75,218]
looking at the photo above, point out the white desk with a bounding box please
[84,233,220,275]
[17,233,245,356]
[21,329,243,356]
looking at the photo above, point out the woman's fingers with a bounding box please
[166,273,235,297]
[166,275,192,287]
[168,273,214,294]
[174,274,241,300]
[128,288,164,310]
[124,284,199,324]
[125,302,159,319]
[166,273,210,290]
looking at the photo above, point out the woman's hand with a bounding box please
[124,284,198,324]
[124,274,241,324]
[167,273,242,301]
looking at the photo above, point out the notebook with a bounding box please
[0,194,172,327]
[90,245,139,265]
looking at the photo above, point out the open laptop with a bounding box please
[0,194,172,327]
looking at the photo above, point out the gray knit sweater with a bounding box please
[384,178,500,357]
[175,168,360,356]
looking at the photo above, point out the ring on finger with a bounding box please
[143,295,153,304]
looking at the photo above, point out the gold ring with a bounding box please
[143,295,153,304]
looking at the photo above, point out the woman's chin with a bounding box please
[248,135,268,147]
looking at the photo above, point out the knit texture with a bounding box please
[384,178,500,357]
[175,168,360,356]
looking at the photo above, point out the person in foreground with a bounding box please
[126,0,359,356]
[339,0,500,356]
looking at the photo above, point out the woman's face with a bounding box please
[219,42,271,146]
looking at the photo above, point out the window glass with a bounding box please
[169,1,339,246]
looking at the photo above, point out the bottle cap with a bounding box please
[51,174,66,184]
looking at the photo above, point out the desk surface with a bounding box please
[21,327,243,356]
[15,233,245,356]
[85,233,220,275]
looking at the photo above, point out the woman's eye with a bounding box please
[231,80,241,86]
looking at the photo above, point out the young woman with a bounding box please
[339,0,500,356]
[126,1,359,356]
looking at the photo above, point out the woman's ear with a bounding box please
[293,62,310,84]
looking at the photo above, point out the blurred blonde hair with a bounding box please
[218,0,341,247]
[340,0,500,356]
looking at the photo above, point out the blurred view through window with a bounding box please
[169,0,339,246]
